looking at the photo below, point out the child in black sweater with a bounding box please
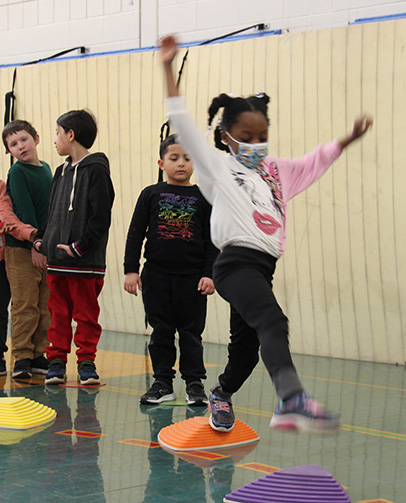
[124,135,218,405]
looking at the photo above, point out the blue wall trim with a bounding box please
[0,28,282,69]
[350,12,406,25]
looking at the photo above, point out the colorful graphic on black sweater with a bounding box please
[157,192,198,240]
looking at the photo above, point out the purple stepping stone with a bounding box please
[224,464,351,503]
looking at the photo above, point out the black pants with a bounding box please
[0,260,10,357]
[213,246,303,400]
[141,267,207,384]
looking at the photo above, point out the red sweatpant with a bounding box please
[46,274,104,363]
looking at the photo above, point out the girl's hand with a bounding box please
[351,115,373,140]
[57,243,75,257]
[160,35,178,65]
[160,34,180,97]
[339,114,373,149]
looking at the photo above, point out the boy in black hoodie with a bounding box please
[34,110,115,385]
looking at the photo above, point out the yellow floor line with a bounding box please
[250,368,405,392]
[298,374,406,393]
[340,425,406,441]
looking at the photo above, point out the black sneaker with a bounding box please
[78,361,100,385]
[0,358,6,376]
[140,381,176,404]
[31,355,49,375]
[209,386,235,432]
[12,358,32,379]
[186,381,208,406]
[45,359,67,385]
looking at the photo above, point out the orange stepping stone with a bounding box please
[158,416,259,452]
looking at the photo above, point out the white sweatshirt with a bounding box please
[168,96,342,258]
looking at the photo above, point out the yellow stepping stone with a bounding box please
[0,397,56,430]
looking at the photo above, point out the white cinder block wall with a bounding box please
[1,0,406,65]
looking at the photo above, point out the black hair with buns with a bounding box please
[207,93,270,151]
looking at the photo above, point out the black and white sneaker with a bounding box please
[78,361,100,385]
[186,381,208,406]
[45,359,67,385]
[12,358,32,379]
[140,381,175,404]
[31,355,49,375]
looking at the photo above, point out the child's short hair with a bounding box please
[57,109,97,149]
[159,134,179,159]
[2,120,38,152]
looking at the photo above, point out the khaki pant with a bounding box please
[4,247,50,361]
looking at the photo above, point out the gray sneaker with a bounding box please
[208,386,235,432]
[270,392,340,431]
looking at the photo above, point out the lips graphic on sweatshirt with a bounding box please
[253,211,280,235]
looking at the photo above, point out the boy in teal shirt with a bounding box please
[2,120,52,378]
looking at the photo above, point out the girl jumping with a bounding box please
[159,35,372,432]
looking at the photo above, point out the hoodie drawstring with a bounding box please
[61,160,69,176]
[68,164,78,211]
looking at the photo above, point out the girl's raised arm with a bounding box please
[159,34,224,195]
[160,35,180,98]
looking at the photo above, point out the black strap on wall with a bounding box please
[158,23,267,181]
[3,46,86,166]
[4,68,17,128]
[19,46,87,68]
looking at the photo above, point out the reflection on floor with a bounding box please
[0,330,404,503]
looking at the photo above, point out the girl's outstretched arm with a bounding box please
[339,115,373,150]
[160,35,180,97]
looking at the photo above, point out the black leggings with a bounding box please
[213,246,303,400]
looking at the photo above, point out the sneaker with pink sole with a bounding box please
[270,392,340,432]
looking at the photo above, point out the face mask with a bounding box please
[226,132,268,170]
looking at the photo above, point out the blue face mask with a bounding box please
[226,132,268,170]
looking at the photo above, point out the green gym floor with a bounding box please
[0,331,404,503]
